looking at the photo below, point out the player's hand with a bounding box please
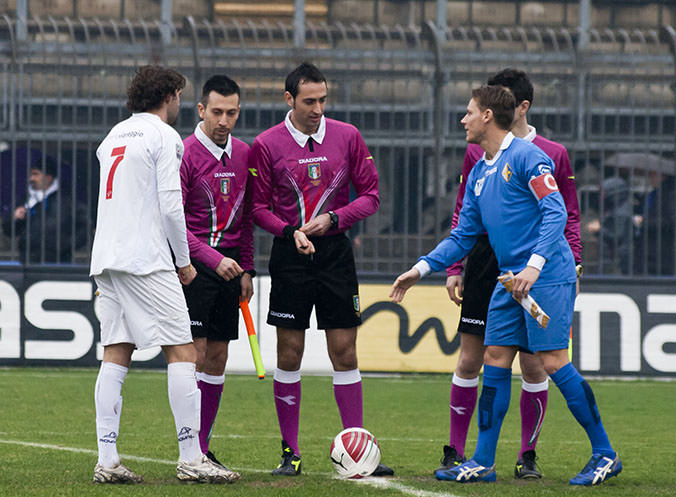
[512,266,540,300]
[240,272,254,302]
[178,264,197,285]
[446,275,463,306]
[14,206,26,220]
[293,230,315,255]
[299,213,331,237]
[389,268,421,303]
[215,257,243,281]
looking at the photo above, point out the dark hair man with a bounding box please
[249,62,393,477]
[180,74,253,470]
[90,65,239,484]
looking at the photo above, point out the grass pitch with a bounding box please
[0,368,674,497]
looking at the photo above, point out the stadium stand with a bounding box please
[0,1,674,274]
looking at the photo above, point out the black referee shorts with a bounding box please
[458,234,500,336]
[182,247,241,341]
[267,233,362,331]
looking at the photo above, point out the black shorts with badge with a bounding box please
[183,247,241,341]
[267,233,362,331]
[458,234,500,335]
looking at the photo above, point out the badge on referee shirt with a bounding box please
[308,164,321,179]
[307,163,321,186]
[220,178,231,194]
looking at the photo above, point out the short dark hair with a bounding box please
[487,68,533,106]
[285,62,326,99]
[32,156,58,177]
[126,65,186,113]
[201,74,240,107]
[471,85,515,130]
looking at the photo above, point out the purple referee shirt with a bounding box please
[180,123,254,272]
[446,126,582,276]
[250,112,379,236]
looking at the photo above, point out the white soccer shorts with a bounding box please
[95,270,192,350]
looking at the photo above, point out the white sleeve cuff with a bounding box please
[413,260,431,278]
[527,253,546,271]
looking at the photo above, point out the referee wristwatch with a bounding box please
[328,210,339,229]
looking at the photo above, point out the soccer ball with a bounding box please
[329,427,381,478]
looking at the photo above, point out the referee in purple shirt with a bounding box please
[250,62,393,477]
[180,75,253,472]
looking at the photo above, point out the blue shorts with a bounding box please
[485,282,575,352]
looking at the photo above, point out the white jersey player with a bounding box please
[90,65,240,485]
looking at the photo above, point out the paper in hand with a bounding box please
[498,271,550,328]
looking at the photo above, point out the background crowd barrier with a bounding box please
[1,16,675,276]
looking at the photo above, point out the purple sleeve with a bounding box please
[333,131,379,229]
[180,156,224,270]
[238,169,255,271]
[186,230,223,270]
[553,149,582,264]
[250,138,287,237]
[446,146,482,277]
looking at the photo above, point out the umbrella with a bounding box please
[604,152,674,175]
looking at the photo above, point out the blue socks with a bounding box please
[551,363,614,457]
[472,365,512,467]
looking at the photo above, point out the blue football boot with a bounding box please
[570,453,622,486]
[435,459,496,482]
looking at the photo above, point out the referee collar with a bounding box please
[483,132,515,166]
[195,121,232,160]
[522,125,537,143]
[284,110,326,148]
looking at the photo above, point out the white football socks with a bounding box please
[94,361,128,468]
[167,362,203,464]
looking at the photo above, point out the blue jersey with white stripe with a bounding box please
[421,134,576,287]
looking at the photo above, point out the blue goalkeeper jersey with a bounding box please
[421,133,576,287]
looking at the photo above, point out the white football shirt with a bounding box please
[90,112,188,275]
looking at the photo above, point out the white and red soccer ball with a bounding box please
[330,427,381,478]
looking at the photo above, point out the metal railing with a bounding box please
[1,16,674,276]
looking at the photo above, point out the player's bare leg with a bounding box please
[94,343,143,483]
[327,327,394,477]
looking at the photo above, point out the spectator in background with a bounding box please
[634,169,675,275]
[585,177,633,275]
[2,157,87,264]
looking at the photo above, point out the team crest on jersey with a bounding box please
[220,178,231,194]
[502,163,512,182]
[353,295,361,315]
[474,177,485,196]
